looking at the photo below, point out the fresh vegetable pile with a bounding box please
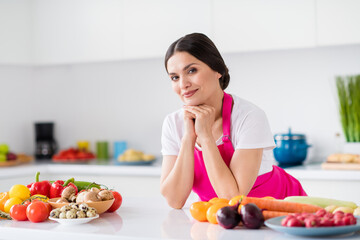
[0,172,123,223]
[190,195,360,230]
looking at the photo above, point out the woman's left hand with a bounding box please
[183,105,215,142]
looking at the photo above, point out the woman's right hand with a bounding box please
[183,108,196,141]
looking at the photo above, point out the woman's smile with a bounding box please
[183,89,198,98]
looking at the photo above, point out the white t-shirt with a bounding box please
[161,94,276,176]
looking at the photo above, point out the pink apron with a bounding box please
[192,92,307,201]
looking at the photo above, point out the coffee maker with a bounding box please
[35,122,57,160]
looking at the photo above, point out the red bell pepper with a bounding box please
[49,178,78,199]
[28,172,51,197]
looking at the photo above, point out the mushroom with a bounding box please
[61,186,76,201]
[76,191,88,203]
[83,191,101,202]
[97,190,114,201]
[90,187,100,194]
[56,198,69,203]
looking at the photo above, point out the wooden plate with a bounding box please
[321,162,360,170]
[0,159,20,167]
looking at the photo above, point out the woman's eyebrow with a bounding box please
[168,63,198,75]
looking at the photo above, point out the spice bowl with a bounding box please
[48,198,115,214]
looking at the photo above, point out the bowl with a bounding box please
[48,198,115,214]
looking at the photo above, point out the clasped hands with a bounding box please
[183,105,216,144]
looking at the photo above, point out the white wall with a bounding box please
[1,44,360,162]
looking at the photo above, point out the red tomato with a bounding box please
[107,191,122,213]
[26,201,49,223]
[10,204,28,221]
[44,202,52,214]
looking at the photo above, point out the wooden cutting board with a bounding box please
[321,162,360,170]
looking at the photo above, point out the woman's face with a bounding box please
[167,51,222,106]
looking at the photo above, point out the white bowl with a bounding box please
[49,214,99,225]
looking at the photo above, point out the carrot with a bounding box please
[241,196,322,213]
[262,210,290,220]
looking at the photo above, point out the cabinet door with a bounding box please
[32,0,125,65]
[121,0,212,59]
[316,0,360,46]
[0,0,31,64]
[212,0,316,53]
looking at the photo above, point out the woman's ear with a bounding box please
[216,72,222,80]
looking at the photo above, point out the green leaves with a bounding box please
[336,75,360,142]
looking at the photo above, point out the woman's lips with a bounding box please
[183,89,198,98]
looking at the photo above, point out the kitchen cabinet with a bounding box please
[121,0,212,59]
[316,0,360,46]
[32,0,126,65]
[0,0,32,65]
[212,0,316,53]
[1,0,360,65]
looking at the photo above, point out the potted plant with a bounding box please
[336,74,360,154]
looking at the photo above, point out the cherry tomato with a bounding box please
[107,191,122,213]
[10,204,28,221]
[26,201,49,223]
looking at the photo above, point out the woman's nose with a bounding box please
[179,76,190,89]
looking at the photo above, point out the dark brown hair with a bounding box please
[165,33,230,90]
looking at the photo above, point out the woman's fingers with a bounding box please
[184,105,214,118]
[184,110,196,119]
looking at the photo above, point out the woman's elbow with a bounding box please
[160,188,185,209]
[167,199,185,209]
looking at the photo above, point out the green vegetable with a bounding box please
[336,74,360,142]
[284,196,357,209]
[73,181,100,191]
[0,210,12,220]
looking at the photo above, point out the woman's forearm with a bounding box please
[160,136,195,208]
[201,138,245,199]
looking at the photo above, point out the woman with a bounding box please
[160,33,306,209]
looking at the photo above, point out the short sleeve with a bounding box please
[233,109,275,150]
[161,115,180,156]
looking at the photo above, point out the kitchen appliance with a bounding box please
[35,122,57,160]
[273,128,311,167]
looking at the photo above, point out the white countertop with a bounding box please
[1,160,360,181]
[1,196,359,240]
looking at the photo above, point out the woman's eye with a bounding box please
[188,68,197,74]
[171,76,179,81]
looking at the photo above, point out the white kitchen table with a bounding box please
[1,160,360,204]
[1,196,360,240]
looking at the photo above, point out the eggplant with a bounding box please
[240,203,264,229]
[216,205,241,229]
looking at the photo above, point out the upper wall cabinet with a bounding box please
[1,0,360,65]
[32,0,126,65]
[316,0,360,46]
[0,0,32,65]
[212,0,316,53]
[121,0,212,59]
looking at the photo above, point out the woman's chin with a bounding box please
[183,99,202,106]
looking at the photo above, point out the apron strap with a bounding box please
[222,92,232,142]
